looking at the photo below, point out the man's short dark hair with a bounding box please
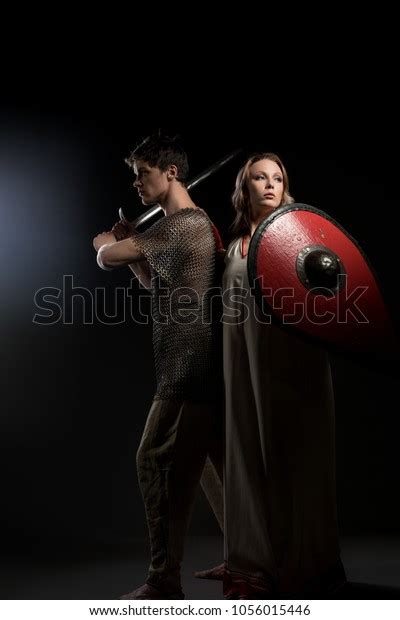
[125,133,189,185]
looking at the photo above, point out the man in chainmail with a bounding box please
[93,134,223,599]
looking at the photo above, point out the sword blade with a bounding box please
[119,148,242,227]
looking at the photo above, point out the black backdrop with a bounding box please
[1,94,399,559]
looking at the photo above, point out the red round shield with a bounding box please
[248,204,395,355]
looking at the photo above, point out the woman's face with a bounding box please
[246,159,284,215]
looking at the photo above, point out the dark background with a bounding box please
[0,91,399,571]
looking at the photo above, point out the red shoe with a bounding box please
[224,571,273,599]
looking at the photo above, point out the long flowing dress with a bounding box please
[223,237,346,597]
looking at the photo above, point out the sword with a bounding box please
[118,148,242,227]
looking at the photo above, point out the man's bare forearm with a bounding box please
[93,219,149,277]
[96,237,145,269]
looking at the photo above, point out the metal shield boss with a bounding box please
[247,204,393,354]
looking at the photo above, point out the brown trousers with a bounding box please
[136,398,223,594]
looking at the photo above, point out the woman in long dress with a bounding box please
[223,153,346,598]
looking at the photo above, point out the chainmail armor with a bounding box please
[132,207,221,400]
